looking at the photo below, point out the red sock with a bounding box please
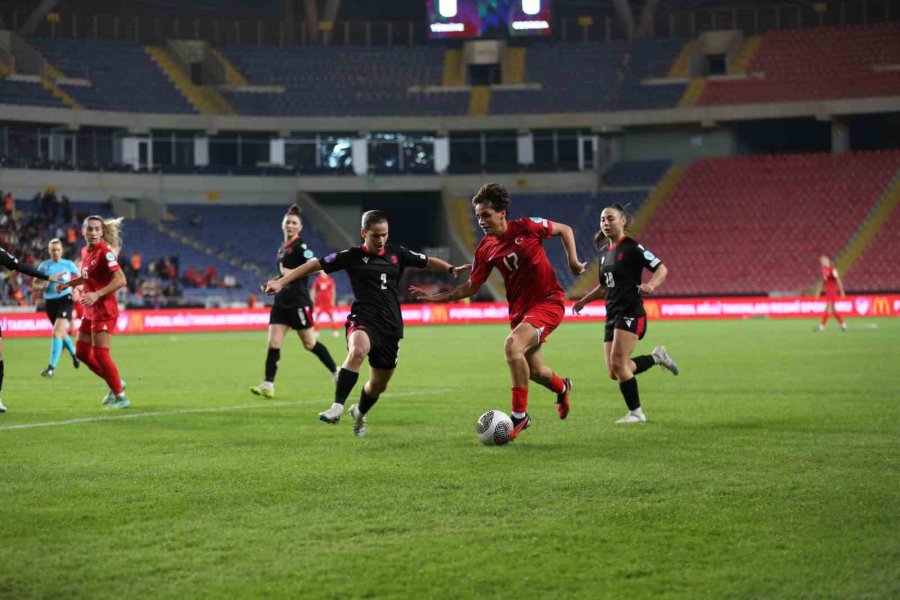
[821,313,829,326]
[93,347,123,395]
[511,386,529,414]
[835,313,845,325]
[546,373,565,394]
[75,341,104,378]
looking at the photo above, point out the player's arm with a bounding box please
[309,284,317,304]
[1,252,52,281]
[549,222,586,276]
[81,269,126,307]
[424,256,471,278]
[265,258,322,295]
[573,283,607,314]
[410,278,481,303]
[57,276,86,291]
[637,264,667,296]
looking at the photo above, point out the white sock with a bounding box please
[632,407,645,417]
[511,411,526,419]
[331,402,344,412]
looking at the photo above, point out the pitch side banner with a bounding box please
[1,295,898,338]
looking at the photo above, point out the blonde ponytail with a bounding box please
[102,217,124,254]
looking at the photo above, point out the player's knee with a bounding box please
[347,345,368,364]
[610,357,629,378]
[503,336,524,360]
[302,339,316,351]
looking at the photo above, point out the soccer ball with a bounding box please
[476,410,514,446]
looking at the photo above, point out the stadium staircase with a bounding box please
[667,40,695,78]
[837,170,900,291]
[469,85,491,115]
[677,77,706,108]
[41,63,81,109]
[503,47,526,84]
[146,46,235,115]
[210,48,248,86]
[442,49,463,86]
[727,36,763,74]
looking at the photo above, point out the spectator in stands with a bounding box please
[3,191,13,217]
[814,255,847,332]
[57,216,130,409]
[61,195,73,224]
[572,203,680,424]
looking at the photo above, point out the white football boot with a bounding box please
[349,404,367,437]
[319,403,344,424]
[652,346,680,375]
[616,408,647,424]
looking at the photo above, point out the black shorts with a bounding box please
[347,321,400,370]
[604,313,648,342]
[45,296,74,324]
[269,304,314,331]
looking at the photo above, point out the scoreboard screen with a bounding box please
[426,0,553,40]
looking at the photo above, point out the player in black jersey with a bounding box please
[573,204,679,423]
[264,210,468,436]
[250,205,338,399]
[1,246,59,413]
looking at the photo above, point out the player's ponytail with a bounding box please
[285,204,302,218]
[83,215,124,253]
[593,203,631,249]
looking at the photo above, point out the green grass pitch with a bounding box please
[1,319,898,599]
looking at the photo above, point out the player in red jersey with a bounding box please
[410,183,585,440]
[311,271,340,337]
[58,216,129,408]
[814,255,846,332]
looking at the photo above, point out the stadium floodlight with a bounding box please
[439,0,458,18]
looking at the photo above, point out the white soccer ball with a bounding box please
[476,410,514,446]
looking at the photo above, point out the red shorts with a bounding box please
[79,317,117,335]
[512,298,565,344]
[314,304,334,313]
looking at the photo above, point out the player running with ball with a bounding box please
[410,183,585,441]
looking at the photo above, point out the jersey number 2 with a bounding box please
[502,252,519,273]
[380,273,388,290]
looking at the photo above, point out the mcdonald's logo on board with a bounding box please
[872,296,892,316]
[431,304,449,324]
[129,312,145,333]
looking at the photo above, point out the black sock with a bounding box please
[0,359,4,392]
[359,387,379,415]
[310,342,337,373]
[264,348,280,382]
[619,377,641,411]
[633,355,655,375]
[334,368,359,405]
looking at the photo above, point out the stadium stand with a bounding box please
[28,38,196,114]
[0,78,67,108]
[637,151,900,295]
[699,24,900,106]
[163,204,351,300]
[602,160,672,187]
[219,45,468,117]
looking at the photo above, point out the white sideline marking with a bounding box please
[0,388,453,432]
